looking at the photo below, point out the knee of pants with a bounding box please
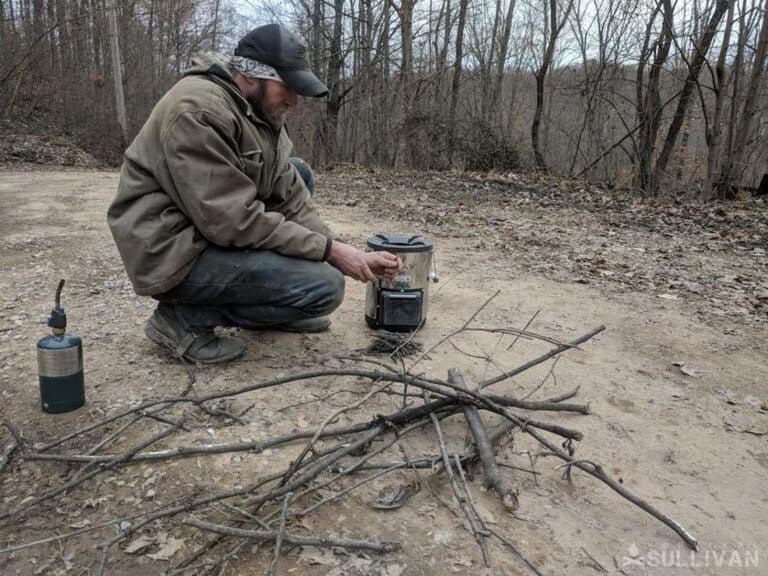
[288,157,315,196]
[314,266,345,315]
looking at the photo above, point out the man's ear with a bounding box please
[244,76,263,96]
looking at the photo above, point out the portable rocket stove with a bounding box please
[364,233,438,332]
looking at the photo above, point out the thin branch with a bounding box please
[37,368,195,452]
[506,310,541,350]
[521,356,561,400]
[407,290,502,372]
[298,462,404,516]
[0,509,152,555]
[1,421,184,522]
[279,380,393,488]
[184,518,400,553]
[454,453,493,568]
[480,325,605,389]
[267,492,292,576]
[488,527,544,576]
[427,393,492,567]
[545,385,581,403]
[520,420,699,550]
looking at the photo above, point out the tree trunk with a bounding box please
[211,0,220,51]
[6,0,16,35]
[91,0,103,72]
[107,0,127,143]
[715,0,768,197]
[55,0,70,79]
[46,0,56,74]
[705,0,735,195]
[489,0,516,121]
[393,0,415,168]
[480,0,503,121]
[532,0,573,172]
[634,0,674,193]
[433,0,451,105]
[319,0,345,165]
[397,0,414,82]
[0,0,5,46]
[652,0,730,186]
[447,0,469,164]
[311,0,324,77]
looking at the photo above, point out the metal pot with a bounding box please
[364,233,437,331]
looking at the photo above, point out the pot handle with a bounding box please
[429,252,439,283]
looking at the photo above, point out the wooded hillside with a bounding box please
[2,0,767,198]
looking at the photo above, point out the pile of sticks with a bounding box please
[0,304,698,575]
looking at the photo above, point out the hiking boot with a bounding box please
[274,316,331,333]
[145,305,245,364]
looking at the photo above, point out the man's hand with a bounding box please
[327,241,402,282]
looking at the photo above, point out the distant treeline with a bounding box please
[2,0,767,198]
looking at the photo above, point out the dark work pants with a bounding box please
[155,158,344,330]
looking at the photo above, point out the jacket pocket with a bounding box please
[240,150,264,194]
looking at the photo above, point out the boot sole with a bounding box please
[245,318,331,333]
[145,319,245,365]
[274,321,330,333]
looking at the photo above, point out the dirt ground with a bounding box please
[0,167,766,576]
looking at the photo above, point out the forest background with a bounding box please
[2,0,767,199]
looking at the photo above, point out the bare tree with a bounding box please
[634,0,674,193]
[704,0,736,193]
[531,0,573,171]
[714,0,768,197]
[447,0,470,163]
[107,0,127,143]
[651,0,730,191]
[316,0,347,164]
[3,0,768,197]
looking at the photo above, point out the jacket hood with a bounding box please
[185,52,277,129]
[185,52,234,82]
[184,52,253,116]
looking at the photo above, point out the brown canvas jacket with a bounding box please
[107,53,333,296]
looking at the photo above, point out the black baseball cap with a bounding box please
[235,24,329,97]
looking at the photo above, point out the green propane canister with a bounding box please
[37,279,85,414]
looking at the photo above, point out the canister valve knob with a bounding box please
[47,279,67,332]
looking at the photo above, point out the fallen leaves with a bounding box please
[371,481,420,510]
[122,532,186,561]
[321,167,768,326]
[124,535,154,555]
[146,534,185,561]
[0,132,102,167]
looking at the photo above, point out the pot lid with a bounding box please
[366,233,433,253]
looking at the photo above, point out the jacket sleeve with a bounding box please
[162,110,331,260]
[268,159,335,239]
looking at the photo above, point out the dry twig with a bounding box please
[266,492,292,576]
[0,297,701,576]
[427,392,492,567]
[1,420,184,522]
[0,441,17,475]
[366,330,424,356]
[184,518,400,553]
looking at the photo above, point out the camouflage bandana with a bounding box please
[230,55,284,84]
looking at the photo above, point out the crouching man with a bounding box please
[107,23,400,364]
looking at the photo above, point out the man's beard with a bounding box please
[248,84,289,131]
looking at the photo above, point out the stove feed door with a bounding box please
[380,290,423,329]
